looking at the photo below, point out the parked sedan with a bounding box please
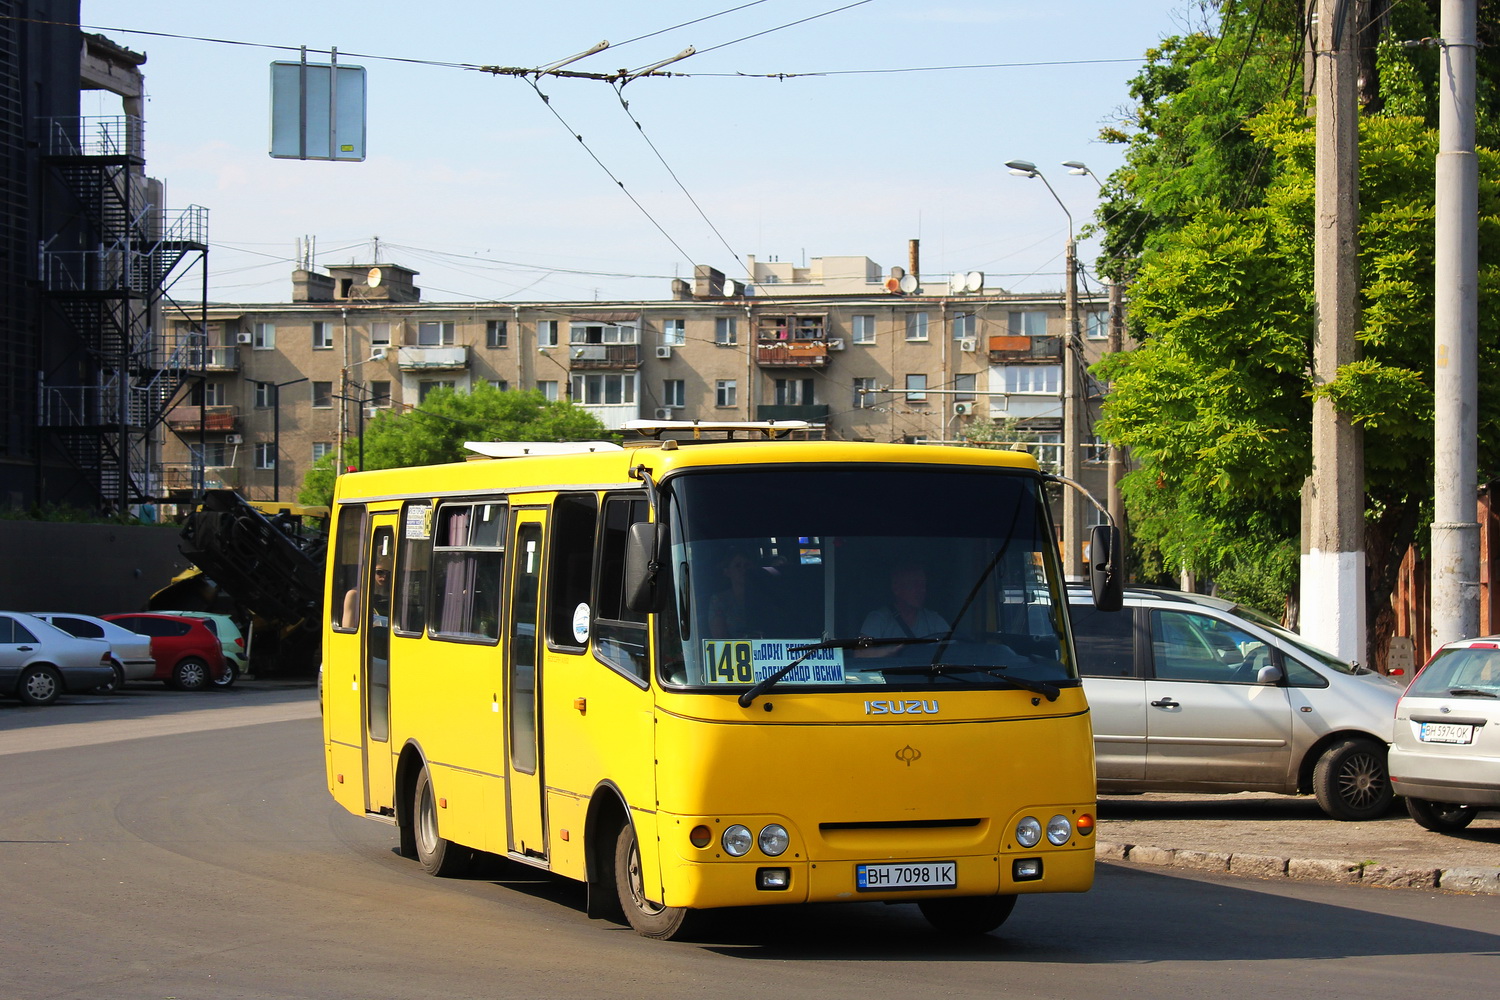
[1389,635,1500,832]
[0,611,115,706]
[1070,588,1403,820]
[32,612,156,693]
[102,613,229,691]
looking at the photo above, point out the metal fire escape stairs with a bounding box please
[39,115,208,511]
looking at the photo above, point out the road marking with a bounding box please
[0,700,320,756]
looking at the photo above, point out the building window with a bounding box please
[662,318,686,346]
[774,377,815,406]
[905,312,929,341]
[571,373,637,405]
[252,322,276,350]
[569,321,639,345]
[1086,309,1109,340]
[999,364,1061,395]
[663,379,685,408]
[418,379,455,403]
[371,321,391,347]
[312,381,333,408]
[715,316,737,346]
[417,321,455,347]
[254,382,272,408]
[1085,435,1109,464]
[952,312,976,340]
[192,380,227,406]
[1008,311,1047,337]
[313,321,333,350]
[537,320,559,348]
[851,314,876,344]
[369,380,392,407]
[853,377,879,409]
[254,442,276,470]
[312,442,333,463]
[537,380,559,401]
[715,379,737,407]
[489,379,509,392]
[905,374,928,402]
[954,372,977,402]
[192,442,230,466]
[486,320,508,348]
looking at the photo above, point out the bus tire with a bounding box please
[918,895,1017,936]
[613,823,690,940]
[414,765,470,877]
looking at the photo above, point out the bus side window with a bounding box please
[430,502,506,642]
[593,495,649,681]
[331,505,366,632]
[547,493,598,650]
[395,502,432,635]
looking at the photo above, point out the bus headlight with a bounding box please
[757,824,789,857]
[1015,816,1042,848]
[1046,815,1073,845]
[722,824,753,857]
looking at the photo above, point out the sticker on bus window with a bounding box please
[405,503,432,540]
[700,639,848,686]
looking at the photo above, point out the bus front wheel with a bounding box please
[918,895,1017,936]
[613,824,690,940]
[414,765,470,877]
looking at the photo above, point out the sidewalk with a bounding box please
[1096,792,1500,894]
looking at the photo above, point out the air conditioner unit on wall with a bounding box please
[952,402,973,416]
[655,345,673,359]
[236,332,253,344]
[958,337,977,352]
[826,338,846,351]
[654,407,674,419]
[225,433,244,444]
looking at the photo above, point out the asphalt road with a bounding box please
[2,685,1499,1000]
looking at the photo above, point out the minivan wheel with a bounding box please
[1313,737,1393,820]
[1405,797,1478,833]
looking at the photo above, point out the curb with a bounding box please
[1097,841,1500,895]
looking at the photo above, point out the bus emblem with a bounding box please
[864,699,939,716]
[895,745,922,766]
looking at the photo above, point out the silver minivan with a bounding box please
[1070,588,1403,820]
[1389,635,1500,832]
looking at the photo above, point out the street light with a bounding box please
[253,377,308,501]
[337,350,388,475]
[333,386,392,471]
[536,346,573,400]
[1007,157,1084,580]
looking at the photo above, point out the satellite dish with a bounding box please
[367,267,383,288]
[885,277,903,293]
[965,270,984,293]
[899,273,918,294]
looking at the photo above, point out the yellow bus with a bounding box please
[322,435,1120,938]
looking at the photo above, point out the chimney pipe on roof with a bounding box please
[908,239,920,285]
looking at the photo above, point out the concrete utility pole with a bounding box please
[1062,238,1084,580]
[1301,0,1366,665]
[1431,0,1480,647]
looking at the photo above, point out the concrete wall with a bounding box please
[0,520,192,616]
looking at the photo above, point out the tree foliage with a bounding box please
[297,385,613,506]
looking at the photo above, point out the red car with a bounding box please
[102,613,229,691]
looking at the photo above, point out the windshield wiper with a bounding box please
[875,663,1061,702]
[737,636,938,707]
[1447,687,1500,698]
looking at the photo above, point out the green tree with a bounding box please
[297,385,614,506]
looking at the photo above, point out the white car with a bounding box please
[0,611,115,706]
[1070,588,1404,820]
[33,612,157,693]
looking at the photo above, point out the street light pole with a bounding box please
[1007,158,1084,580]
[255,377,307,501]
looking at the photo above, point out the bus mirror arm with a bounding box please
[1044,474,1124,613]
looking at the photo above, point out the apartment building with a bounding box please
[163,255,1116,510]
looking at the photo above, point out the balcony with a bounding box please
[184,346,240,371]
[166,404,238,433]
[988,335,1062,363]
[398,345,469,371]
[756,340,830,368]
[568,343,642,370]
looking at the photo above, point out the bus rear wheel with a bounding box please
[613,823,691,940]
[413,765,470,877]
[918,895,1017,936]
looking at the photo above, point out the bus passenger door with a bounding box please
[505,511,547,858]
[361,517,397,813]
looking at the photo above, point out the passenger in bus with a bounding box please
[857,564,949,656]
[343,562,392,631]
[708,549,758,637]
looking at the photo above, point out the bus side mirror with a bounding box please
[1089,523,1124,612]
[624,521,667,614]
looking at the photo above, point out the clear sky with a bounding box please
[77,1,1210,304]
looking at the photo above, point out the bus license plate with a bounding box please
[856,862,956,892]
[1419,722,1475,744]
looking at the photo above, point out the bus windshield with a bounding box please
[658,464,1075,694]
